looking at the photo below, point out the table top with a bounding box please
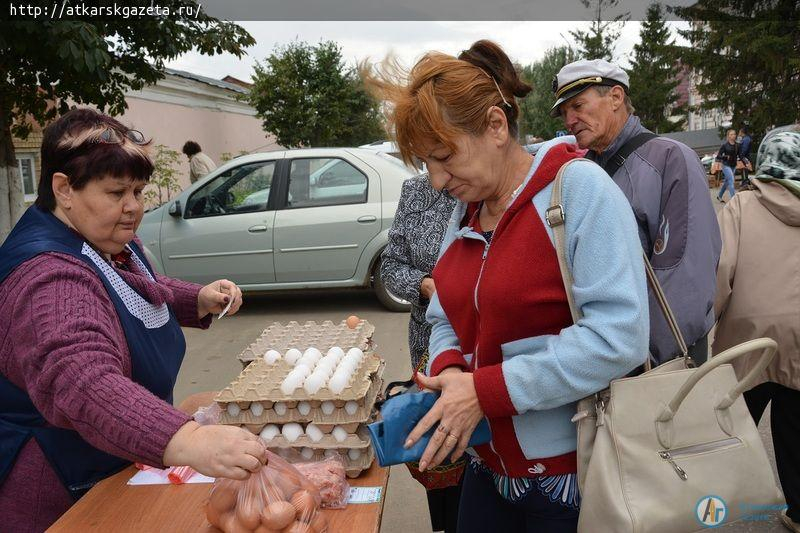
[48,391,390,532]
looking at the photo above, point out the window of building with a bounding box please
[17,154,36,202]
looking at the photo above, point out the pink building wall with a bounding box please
[120,97,280,190]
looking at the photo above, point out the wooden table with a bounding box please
[48,392,390,532]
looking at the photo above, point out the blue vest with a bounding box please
[0,206,186,498]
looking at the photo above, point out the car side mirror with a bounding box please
[168,200,182,217]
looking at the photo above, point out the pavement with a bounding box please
[172,187,787,532]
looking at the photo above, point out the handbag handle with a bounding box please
[547,159,690,370]
[654,337,777,448]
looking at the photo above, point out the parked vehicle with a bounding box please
[137,148,418,311]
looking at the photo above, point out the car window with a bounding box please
[286,158,367,208]
[185,161,276,219]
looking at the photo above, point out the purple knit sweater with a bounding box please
[0,249,211,532]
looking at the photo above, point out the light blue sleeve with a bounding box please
[500,160,650,413]
[425,291,466,375]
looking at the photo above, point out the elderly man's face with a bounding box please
[559,86,623,152]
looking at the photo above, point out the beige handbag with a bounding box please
[546,160,783,532]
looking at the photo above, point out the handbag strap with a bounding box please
[545,159,689,367]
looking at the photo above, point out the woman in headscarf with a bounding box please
[713,130,800,532]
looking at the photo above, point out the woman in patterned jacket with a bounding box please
[381,176,459,532]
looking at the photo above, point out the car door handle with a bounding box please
[248,224,268,233]
[357,216,377,223]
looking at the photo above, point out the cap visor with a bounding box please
[549,86,593,118]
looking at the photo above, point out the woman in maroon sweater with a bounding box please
[0,109,267,531]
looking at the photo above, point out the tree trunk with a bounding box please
[0,106,25,243]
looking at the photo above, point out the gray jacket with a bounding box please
[380,176,456,370]
[588,115,722,363]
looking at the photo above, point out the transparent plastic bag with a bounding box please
[294,455,350,510]
[193,402,222,426]
[206,449,328,533]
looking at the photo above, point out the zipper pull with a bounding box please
[659,451,688,481]
[595,399,606,427]
[482,242,490,260]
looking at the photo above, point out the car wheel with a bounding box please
[373,259,411,312]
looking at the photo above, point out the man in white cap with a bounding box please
[551,59,721,365]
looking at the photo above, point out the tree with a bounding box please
[247,40,384,149]
[672,0,800,139]
[626,3,686,133]
[0,5,254,241]
[569,0,629,61]
[144,145,181,209]
[519,46,579,139]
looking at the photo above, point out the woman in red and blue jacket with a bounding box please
[366,41,650,532]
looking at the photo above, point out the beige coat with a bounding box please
[713,179,800,390]
[189,152,217,183]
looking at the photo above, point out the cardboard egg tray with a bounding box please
[218,365,384,427]
[273,445,376,479]
[216,353,383,405]
[238,320,375,367]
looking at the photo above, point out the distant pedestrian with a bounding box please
[182,141,217,184]
[713,130,800,533]
[738,125,753,189]
[716,129,739,202]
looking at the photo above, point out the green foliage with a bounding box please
[246,40,384,148]
[519,46,579,139]
[0,6,254,142]
[626,3,686,133]
[672,0,800,139]
[569,0,629,61]
[144,144,181,208]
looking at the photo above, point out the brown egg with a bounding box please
[254,527,279,533]
[236,498,264,530]
[345,315,360,329]
[210,484,238,513]
[206,500,223,528]
[282,521,314,533]
[290,490,318,522]
[261,500,296,530]
[218,512,236,533]
[309,512,328,533]
[271,474,300,501]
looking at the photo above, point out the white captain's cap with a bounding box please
[550,59,629,117]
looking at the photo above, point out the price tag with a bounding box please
[347,486,382,504]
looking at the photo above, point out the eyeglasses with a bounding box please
[91,127,147,145]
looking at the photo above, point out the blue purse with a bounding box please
[367,380,492,467]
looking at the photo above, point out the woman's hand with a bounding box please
[420,276,436,300]
[163,421,268,480]
[198,279,242,319]
[405,368,484,471]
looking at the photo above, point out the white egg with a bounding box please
[348,448,362,461]
[328,371,349,395]
[250,402,264,417]
[303,374,323,395]
[305,424,324,442]
[300,447,315,460]
[344,400,359,415]
[293,364,311,377]
[226,403,241,417]
[321,401,335,415]
[280,374,302,395]
[314,361,335,378]
[259,424,280,441]
[337,360,357,376]
[284,348,302,365]
[346,347,364,361]
[263,349,282,364]
[332,426,348,443]
[303,347,322,363]
[273,402,288,416]
[326,346,345,361]
[297,400,312,416]
[282,423,304,442]
[324,449,337,458]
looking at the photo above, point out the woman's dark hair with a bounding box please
[36,108,153,211]
[182,140,202,157]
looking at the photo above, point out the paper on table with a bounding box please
[127,468,215,485]
[347,486,382,504]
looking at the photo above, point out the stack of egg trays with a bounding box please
[237,320,375,367]
[216,351,384,477]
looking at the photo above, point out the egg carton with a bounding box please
[216,352,383,405]
[273,444,376,478]
[218,365,384,426]
[238,320,375,367]
[257,424,372,450]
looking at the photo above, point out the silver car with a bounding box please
[137,147,417,311]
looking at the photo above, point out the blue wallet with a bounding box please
[367,389,492,467]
